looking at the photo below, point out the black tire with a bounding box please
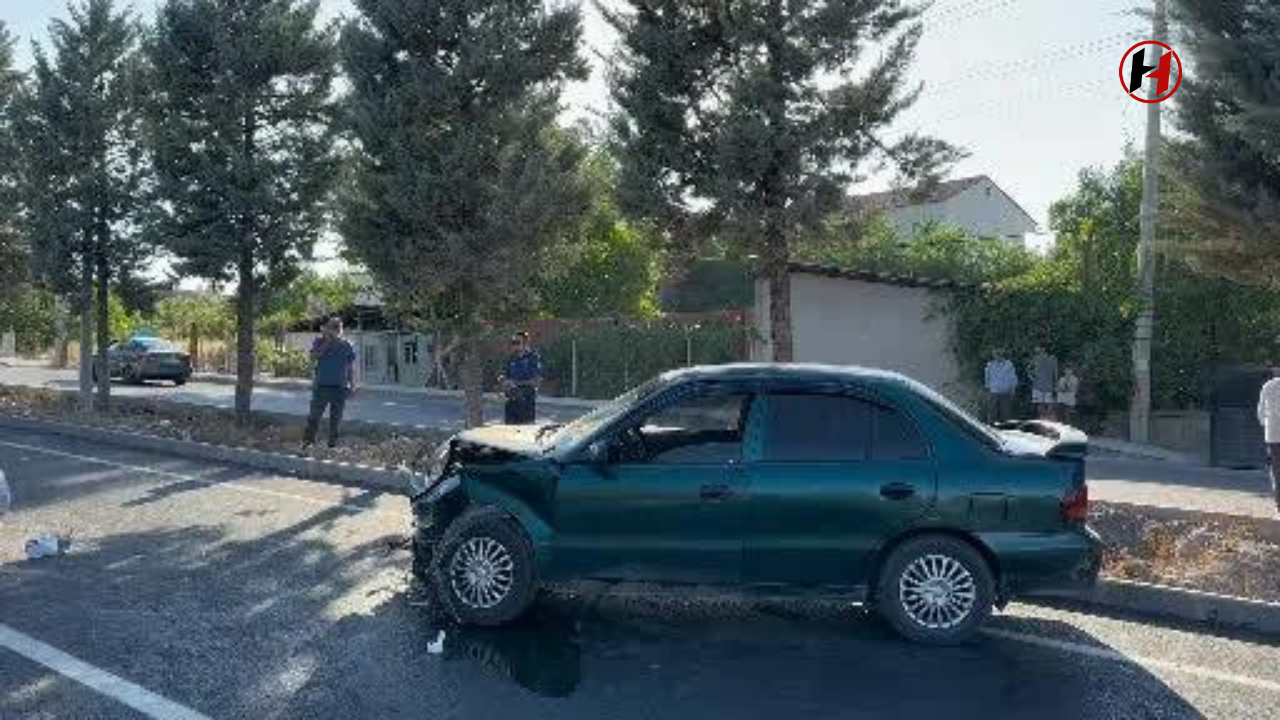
[173,377,187,387]
[876,535,995,646]
[431,507,538,626]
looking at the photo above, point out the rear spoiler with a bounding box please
[993,420,1089,460]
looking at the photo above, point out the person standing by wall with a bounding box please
[983,349,1018,423]
[1257,368,1280,513]
[303,317,357,451]
[1028,345,1060,419]
[500,331,542,425]
[1056,365,1081,426]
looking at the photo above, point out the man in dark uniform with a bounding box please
[500,331,542,425]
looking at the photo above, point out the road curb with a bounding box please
[0,414,411,496]
[1030,578,1280,637]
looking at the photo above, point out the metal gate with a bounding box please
[1210,365,1270,469]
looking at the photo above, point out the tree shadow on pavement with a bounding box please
[0,499,409,720]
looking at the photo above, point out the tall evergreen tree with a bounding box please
[17,0,146,410]
[145,0,338,423]
[341,0,589,426]
[0,24,25,293]
[607,1,962,361]
[1169,0,1280,286]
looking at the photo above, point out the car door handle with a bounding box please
[880,482,917,501]
[700,483,734,501]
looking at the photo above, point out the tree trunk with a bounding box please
[94,245,111,412]
[53,296,69,369]
[234,251,256,425]
[764,248,793,362]
[77,259,94,412]
[189,322,199,370]
[459,336,484,428]
[761,2,793,363]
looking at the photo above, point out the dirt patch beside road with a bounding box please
[1091,501,1280,603]
[0,384,450,471]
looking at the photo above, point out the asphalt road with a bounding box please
[2,429,1280,719]
[0,365,587,431]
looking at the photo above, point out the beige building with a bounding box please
[852,174,1038,244]
[752,264,978,404]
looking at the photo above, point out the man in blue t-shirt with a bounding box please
[303,317,357,450]
[500,331,542,424]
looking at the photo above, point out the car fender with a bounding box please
[865,522,1003,597]
[463,481,556,566]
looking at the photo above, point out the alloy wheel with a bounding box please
[448,536,516,610]
[898,553,977,630]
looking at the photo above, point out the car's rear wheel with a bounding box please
[876,535,994,645]
[173,376,187,387]
[431,507,537,626]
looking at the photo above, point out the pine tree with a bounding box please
[1170,0,1280,286]
[341,0,590,426]
[0,24,25,292]
[17,0,147,411]
[146,0,339,423]
[607,1,962,361]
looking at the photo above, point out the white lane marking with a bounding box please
[986,627,1280,694]
[0,439,379,513]
[0,623,213,720]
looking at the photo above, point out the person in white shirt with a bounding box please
[1257,369,1280,513]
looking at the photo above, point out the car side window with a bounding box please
[872,405,929,461]
[765,393,872,462]
[618,391,750,465]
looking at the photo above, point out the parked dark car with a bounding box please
[96,336,193,386]
[410,364,1101,645]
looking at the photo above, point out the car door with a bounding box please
[551,383,757,584]
[743,388,936,589]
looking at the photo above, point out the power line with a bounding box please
[919,30,1147,98]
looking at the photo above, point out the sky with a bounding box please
[2,0,1151,259]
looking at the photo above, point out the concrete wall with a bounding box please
[1103,409,1213,463]
[753,273,978,405]
[887,177,1036,242]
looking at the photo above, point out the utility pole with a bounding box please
[1130,0,1167,444]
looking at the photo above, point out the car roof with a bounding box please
[658,363,915,389]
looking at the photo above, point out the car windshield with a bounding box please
[549,375,670,453]
[135,338,175,352]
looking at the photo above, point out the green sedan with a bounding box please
[411,364,1101,645]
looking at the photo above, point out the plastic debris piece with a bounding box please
[24,534,70,560]
[427,630,446,655]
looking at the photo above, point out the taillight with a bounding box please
[1062,483,1089,522]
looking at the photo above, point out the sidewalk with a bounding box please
[191,371,604,411]
[1089,437,1200,465]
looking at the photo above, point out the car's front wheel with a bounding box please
[876,535,994,645]
[431,507,538,626]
